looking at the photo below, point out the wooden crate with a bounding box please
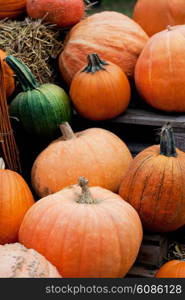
[127,233,169,278]
[110,108,185,154]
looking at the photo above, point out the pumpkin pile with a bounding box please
[1,0,185,279]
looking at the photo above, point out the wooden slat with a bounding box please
[127,266,158,278]
[110,108,185,128]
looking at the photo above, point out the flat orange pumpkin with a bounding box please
[19,177,143,278]
[31,122,133,197]
[59,11,149,85]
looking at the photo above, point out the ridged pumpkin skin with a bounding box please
[70,54,131,121]
[133,0,185,37]
[59,11,149,85]
[0,243,61,278]
[0,50,15,98]
[26,0,85,28]
[0,160,35,244]
[135,25,185,112]
[0,0,26,19]
[31,123,133,197]
[6,55,72,140]
[119,124,185,232]
[156,260,185,278]
[19,178,143,278]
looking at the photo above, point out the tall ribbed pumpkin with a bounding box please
[0,50,15,98]
[0,0,26,19]
[135,25,185,112]
[119,123,185,232]
[70,53,131,121]
[0,243,61,278]
[133,0,185,37]
[5,55,72,140]
[0,158,35,244]
[19,177,143,278]
[59,11,149,85]
[31,122,133,197]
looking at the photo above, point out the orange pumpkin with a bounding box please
[119,123,185,232]
[156,260,185,278]
[19,177,143,278]
[26,0,85,28]
[0,49,15,98]
[135,25,185,112]
[0,243,61,278]
[70,53,131,121]
[0,158,35,244]
[31,122,133,197]
[0,0,26,19]
[133,0,185,37]
[59,11,149,85]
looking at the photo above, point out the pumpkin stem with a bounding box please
[5,55,40,92]
[82,53,108,73]
[160,123,177,157]
[77,176,96,204]
[0,158,5,170]
[167,25,173,31]
[60,122,76,140]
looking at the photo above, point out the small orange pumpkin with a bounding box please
[31,122,133,197]
[119,123,185,232]
[0,243,61,278]
[0,158,35,244]
[156,260,185,278]
[0,0,26,19]
[0,49,15,98]
[70,53,131,121]
[19,177,143,278]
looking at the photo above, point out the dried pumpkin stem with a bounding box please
[77,176,96,204]
[59,122,76,140]
[160,122,177,157]
[167,25,173,31]
[82,53,108,73]
[0,158,5,170]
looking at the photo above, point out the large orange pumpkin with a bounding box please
[119,123,185,232]
[133,0,185,37]
[0,158,35,244]
[156,260,185,278]
[0,0,26,19]
[0,50,15,98]
[135,25,185,112]
[19,177,143,278]
[70,53,131,121]
[59,11,149,85]
[31,122,133,197]
[0,243,61,278]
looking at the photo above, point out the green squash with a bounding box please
[5,55,72,140]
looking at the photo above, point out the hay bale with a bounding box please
[0,17,65,84]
